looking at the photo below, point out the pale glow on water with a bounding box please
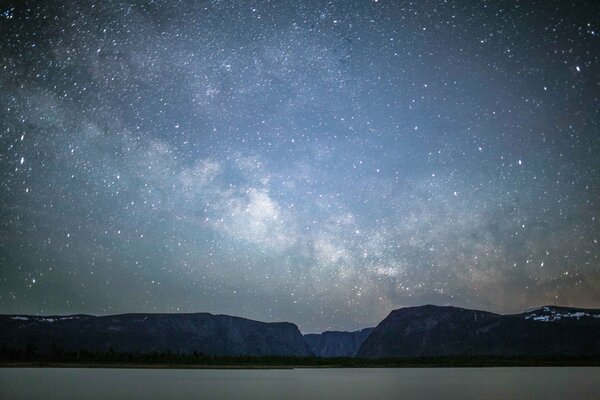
[1,368,599,400]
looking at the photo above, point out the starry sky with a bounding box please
[1,0,599,333]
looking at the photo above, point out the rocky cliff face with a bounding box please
[304,328,373,357]
[0,312,313,357]
[356,305,600,358]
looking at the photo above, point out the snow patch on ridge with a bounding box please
[524,307,600,322]
[10,315,84,322]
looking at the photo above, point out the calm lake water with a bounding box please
[1,367,599,400]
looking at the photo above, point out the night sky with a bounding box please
[1,0,599,333]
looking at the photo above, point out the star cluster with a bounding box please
[1,0,599,332]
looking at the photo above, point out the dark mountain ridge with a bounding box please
[356,305,600,358]
[2,304,599,360]
[304,327,373,357]
[0,312,312,357]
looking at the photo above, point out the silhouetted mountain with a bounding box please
[356,305,600,358]
[0,312,312,357]
[304,327,373,357]
[3,305,599,360]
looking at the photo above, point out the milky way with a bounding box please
[1,0,599,332]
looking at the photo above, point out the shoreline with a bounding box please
[3,359,600,369]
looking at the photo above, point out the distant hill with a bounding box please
[356,305,600,358]
[0,312,313,357]
[304,327,373,357]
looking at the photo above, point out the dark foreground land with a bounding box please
[2,352,599,369]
